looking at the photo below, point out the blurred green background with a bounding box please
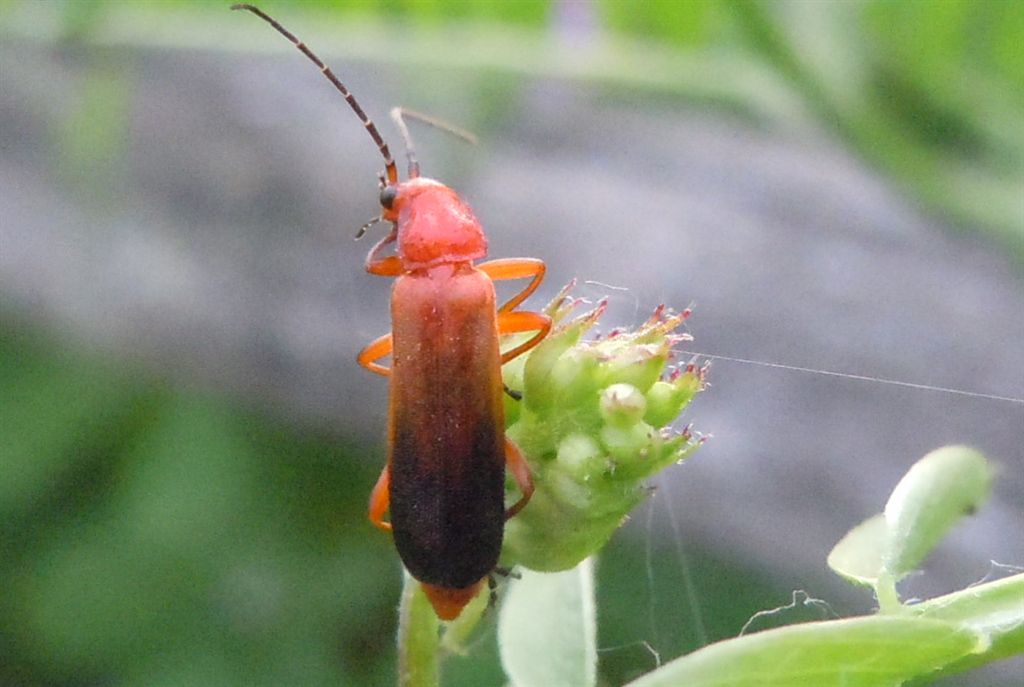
[1,1,1022,685]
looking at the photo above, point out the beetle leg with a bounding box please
[497,310,552,364]
[477,258,546,313]
[365,230,404,276]
[504,437,534,519]
[503,383,523,401]
[357,333,393,376]
[487,574,499,609]
[368,464,392,531]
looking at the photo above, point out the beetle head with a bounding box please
[380,177,487,269]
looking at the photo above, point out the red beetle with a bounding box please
[234,4,551,620]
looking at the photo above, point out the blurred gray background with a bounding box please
[2,1,1022,685]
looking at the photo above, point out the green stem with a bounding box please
[875,572,903,615]
[397,571,439,687]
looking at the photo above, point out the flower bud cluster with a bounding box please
[501,286,707,571]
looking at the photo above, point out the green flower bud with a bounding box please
[598,343,668,392]
[501,291,706,573]
[600,383,647,427]
[644,366,703,428]
[600,422,655,463]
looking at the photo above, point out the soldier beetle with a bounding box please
[233,5,551,620]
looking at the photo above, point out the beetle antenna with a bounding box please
[355,215,384,240]
[390,107,478,180]
[231,4,399,186]
[395,107,479,145]
[390,107,420,179]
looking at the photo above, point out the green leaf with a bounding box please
[882,446,992,579]
[912,572,1024,674]
[827,512,888,587]
[498,558,597,687]
[624,615,985,687]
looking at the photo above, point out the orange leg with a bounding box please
[365,230,404,276]
[368,464,392,531]
[477,258,546,313]
[497,310,551,364]
[357,333,393,376]
[504,438,534,519]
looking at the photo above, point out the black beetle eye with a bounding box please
[379,186,397,210]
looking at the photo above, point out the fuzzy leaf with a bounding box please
[498,559,597,687]
[624,616,985,687]
[911,572,1024,673]
[883,446,992,579]
[827,513,889,587]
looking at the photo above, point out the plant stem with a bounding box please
[875,572,902,615]
[397,571,439,687]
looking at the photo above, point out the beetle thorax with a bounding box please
[392,177,487,269]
